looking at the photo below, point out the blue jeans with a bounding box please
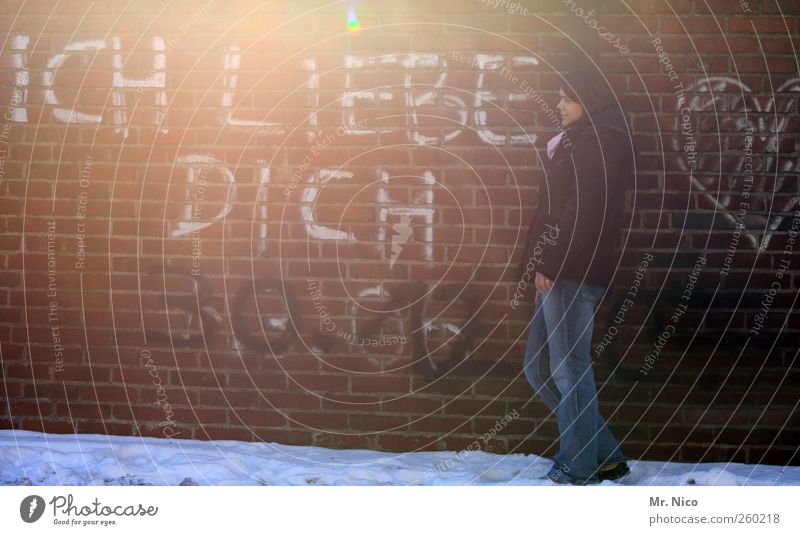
[522,277,627,484]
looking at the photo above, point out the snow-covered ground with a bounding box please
[1,429,797,486]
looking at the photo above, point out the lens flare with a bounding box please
[347,7,360,32]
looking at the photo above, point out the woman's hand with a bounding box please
[535,271,554,293]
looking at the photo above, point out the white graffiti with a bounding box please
[376,169,436,263]
[301,168,356,242]
[7,35,29,122]
[43,39,106,125]
[171,154,237,237]
[389,213,414,268]
[8,35,540,146]
[110,36,168,138]
[254,163,271,257]
[221,44,291,135]
[671,76,800,250]
[40,36,168,137]
[6,34,798,253]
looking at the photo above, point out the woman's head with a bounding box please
[557,69,619,127]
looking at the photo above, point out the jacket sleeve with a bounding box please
[535,127,625,280]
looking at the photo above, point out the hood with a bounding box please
[590,104,631,135]
[568,104,631,137]
[549,104,636,162]
[565,104,637,157]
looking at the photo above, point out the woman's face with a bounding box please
[557,88,584,127]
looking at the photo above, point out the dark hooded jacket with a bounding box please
[516,104,637,288]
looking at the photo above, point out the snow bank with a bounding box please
[1,430,796,486]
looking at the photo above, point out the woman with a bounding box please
[517,69,636,485]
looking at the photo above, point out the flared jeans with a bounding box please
[523,277,627,484]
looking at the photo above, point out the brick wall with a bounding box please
[1,0,798,466]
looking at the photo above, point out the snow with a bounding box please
[1,429,797,486]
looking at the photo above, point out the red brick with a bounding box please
[0,2,797,465]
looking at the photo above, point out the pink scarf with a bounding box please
[547,131,565,159]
